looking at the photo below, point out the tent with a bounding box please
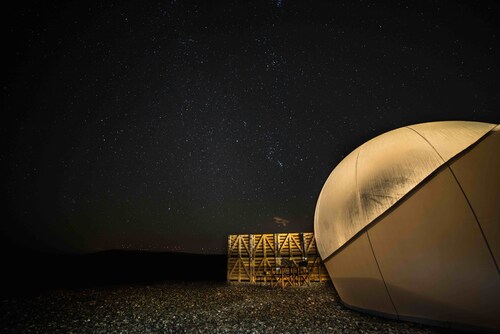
[314,121,499,331]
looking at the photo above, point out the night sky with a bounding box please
[2,1,499,254]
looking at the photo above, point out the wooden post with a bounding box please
[238,235,241,282]
[274,233,280,266]
[249,234,254,283]
[300,233,306,260]
[227,235,231,281]
[263,235,267,285]
[274,233,280,287]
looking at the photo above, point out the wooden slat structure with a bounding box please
[227,232,330,286]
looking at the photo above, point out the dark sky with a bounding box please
[2,0,499,254]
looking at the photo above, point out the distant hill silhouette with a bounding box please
[0,249,226,297]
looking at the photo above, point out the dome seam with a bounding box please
[405,126,446,163]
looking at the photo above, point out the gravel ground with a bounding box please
[1,281,455,333]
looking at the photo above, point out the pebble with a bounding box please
[1,281,454,333]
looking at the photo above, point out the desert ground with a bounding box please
[1,281,455,333]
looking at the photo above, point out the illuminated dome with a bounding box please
[314,121,499,331]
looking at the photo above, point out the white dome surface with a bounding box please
[314,121,497,258]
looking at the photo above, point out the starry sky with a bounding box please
[2,0,499,254]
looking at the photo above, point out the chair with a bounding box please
[272,258,297,288]
[298,260,310,286]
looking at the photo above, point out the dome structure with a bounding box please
[314,121,499,331]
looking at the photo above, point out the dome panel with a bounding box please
[407,121,495,161]
[449,125,500,264]
[357,127,442,226]
[314,147,361,257]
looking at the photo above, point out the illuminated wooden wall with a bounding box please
[227,232,330,284]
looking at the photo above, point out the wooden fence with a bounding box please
[227,232,330,284]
